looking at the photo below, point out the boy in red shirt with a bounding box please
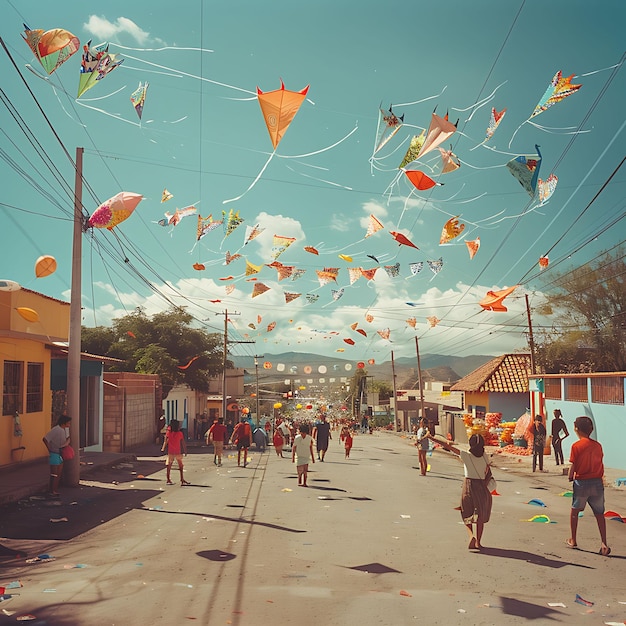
[566,416,610,556]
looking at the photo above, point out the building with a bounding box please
[529,372,626,471]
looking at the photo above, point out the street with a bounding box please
[1,431,625,625]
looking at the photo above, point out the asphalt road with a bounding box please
[0,431,625,625]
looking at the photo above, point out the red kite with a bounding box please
[178,356,200,370]
[390,231,419,249]
[404,170,441,191]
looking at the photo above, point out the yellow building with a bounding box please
[0,286,70,468]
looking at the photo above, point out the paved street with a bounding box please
[1,431,625,625]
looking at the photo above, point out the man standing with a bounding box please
[312,413,332,461]
[551,408,569,466]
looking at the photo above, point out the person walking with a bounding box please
[162,419,189,485]
[205,417,227,466]
[437,434,494,550]
[42,415,72,497]
[312,413,332,461]
[292,423,315,486]
[415,417,431,476]
[566,416,610,556]
[551,408,569,466]
[340,426,353,459]
[532,414,547,472]
[273,427,285,457]
[231,417,252,467]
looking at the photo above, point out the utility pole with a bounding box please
[415,336,426,424]
[66,147,83,486]
[253,354,264,426]
[525,294,536,375]
[391,350,399,432]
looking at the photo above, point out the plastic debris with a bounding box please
[604,510,626,523]
[0,596,14,604]
[16,615,36,621]
[399,590,412,597]
[281,488,292,492]
[615,477,626,486]
[528,499,546,507]
[523,515,555,523]
[50,517,69,523]
[2,608,16,616]
[574,594,594,607]
[25,554,55,563]
[547,602,566,607]
[5,582,22,590]
[559,490,573,497]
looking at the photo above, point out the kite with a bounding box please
[390,231,419,249]
[225,284,235,295]
[438,147,461,174]
[192,262,205,271]
[368,359,375,365]
[479,285,518,312]
[506,145,542,197]
[257,315,262,324]
[350,322,358,331]
[245,260,262,276]
[404,170,442,191]
[537,174,558,205]
[348,267,362,284]
[427,258,444,277]
[244,223,265,245]
[316,267,339,286]
[485,107,507,141]
[272,235,296,260]
[365,314,374,323]
[248,323,256,330]
[223,209,244,237]
[367,254,380,264]
[426,316,441,328]
[365,214,384,238]
[130,82,148,120]
[35,255,57,277]
[224,251,242,265]
[409,261,423,276]
[305,293,320,304]
[209,299,221,303]
[538,256,549,269]
[465,238,480,260]
[399,131,426,169]
[411,112,457,164]
[196,214,223,241]
[291,268,307,281]
[361,267,379,281]
[384,263,400,278]
[343,338,355,346]
[22,24,79,75]
[160,206,197,227]
[406,317,417,328]
[223,81,309,204]
[267,261,294,281]
[439,216,465,245]
[16,307,39,323]
[126,331,136,338]
[338,254,353,262]
[88,192,143,230]
[178,356,200,370]
[377,328,391,341]
[161,189,173,203]
[304,246,319,255]
[373,105,404,156]
[356,328,367,337]
[531,71,582,119]
[252,283,270,298]
[77,41,124,98]
[284,292,301,303]
[331,288,345,301]
[267,322,276,332]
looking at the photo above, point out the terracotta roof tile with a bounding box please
[450,353,531,393]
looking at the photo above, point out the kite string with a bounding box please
[222,151,275,204]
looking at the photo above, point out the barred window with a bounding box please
[544,378,562,400]
[564,378,588,402]
[26,362,44,413]
[591,377,624,405]
[3,361,23,415]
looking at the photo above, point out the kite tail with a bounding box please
[526,120,591,136]
[508,120,527,149]
[223,151,275,204]
[76,100,141,127]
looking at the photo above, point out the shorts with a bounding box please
[572,478,605,514]
[49,452,63,466]
[166,454,183,467]
[236,436,250,450]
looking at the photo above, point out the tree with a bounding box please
[535,248,626,373]
[81,307,225,397]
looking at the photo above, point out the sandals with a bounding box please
[166,480,174,485]
[565,539,578,548]
[181,480,191,486]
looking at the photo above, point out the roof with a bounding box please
[450,353,532,393]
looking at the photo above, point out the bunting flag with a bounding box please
[225,284,235,295]
[331,288,345,301]
[406,317,417,328]
[272,234,296,259]
[465,238,480,260]
[305,293,320,304]
[377,328,391,340]
[427,258,444,276]
[361,267,379,281]
[538,174,558,204]
[348,267,362,285]
[427,316,441,328]
[383,262,400,278]
[224,251,242,265]
[161,188,173,203]
[485,107,507,141]
[267,322,276,332]
[223,208,244,237]
[257,315,263,324]
[439,216,465,245]
[409,262,424,276]
[365,314,374,323]
[244,223,265,245]
[316,267,339,286]
[538,256,549,269]
[197,214,222,240]
[251,282,270,298]
[506,145,542,197]
[245,260,262,275]
[291,268,307,281]
[365,214,384,238]
[284,291,301,303]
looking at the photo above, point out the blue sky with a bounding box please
[1,0,625,364]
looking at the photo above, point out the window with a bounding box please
[564,378,588,402]
[3,361,23,415]
[544,378,562,400]
[26,362,44,413]
[591,377,624,405]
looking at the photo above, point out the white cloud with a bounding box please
[83,15,151,45]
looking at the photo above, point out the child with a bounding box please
[206,417,227,466]
[292,423,315,486]
[162,420,189,485]
[273,428,285,457]
[42,414,72,497]
[231,418,252,467]
[340,426,353,459]
[567,416,610,556]
[415,418,430,476]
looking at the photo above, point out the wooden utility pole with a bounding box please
[391,350,399,431]
[415,336,426,423]
[525,294,536,375]
[253,354,264,426]
[66,147,83,486]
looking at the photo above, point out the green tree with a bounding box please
[535,248,626,373]
[81,307,225,397]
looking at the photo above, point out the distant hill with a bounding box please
[231,351,493,385]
